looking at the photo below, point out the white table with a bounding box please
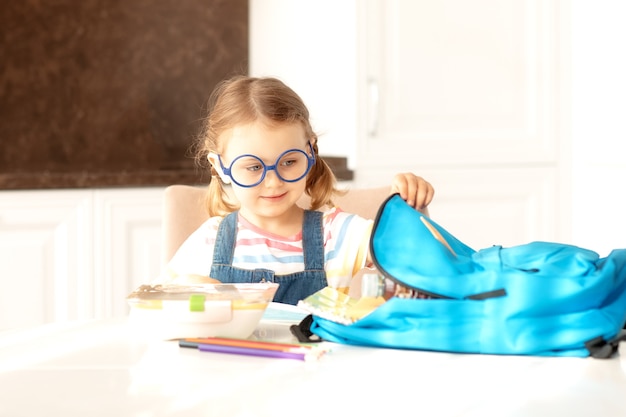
[1,310,625,417]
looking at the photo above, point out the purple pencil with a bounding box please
[198,343,314,361]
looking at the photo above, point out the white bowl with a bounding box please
[127,283,279,340]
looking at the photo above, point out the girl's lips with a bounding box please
[262,192,287,201]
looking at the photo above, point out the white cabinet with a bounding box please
[0,188,164,330]
[355,0,569,246]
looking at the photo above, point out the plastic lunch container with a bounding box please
[126,282,279,340]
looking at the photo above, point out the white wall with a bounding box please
[249,0,358,167]
[570,1,626,256]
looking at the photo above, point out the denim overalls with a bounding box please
[209,210,327,305]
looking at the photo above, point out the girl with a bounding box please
[163,75,434,305]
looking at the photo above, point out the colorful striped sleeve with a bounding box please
[322,207,373,292]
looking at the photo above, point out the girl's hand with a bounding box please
[390,173,434,212]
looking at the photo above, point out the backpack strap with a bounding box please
[290,315,323,343]
[584,330,626,359]
[292,316,626,357]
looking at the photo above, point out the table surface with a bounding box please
[1,305,625,417]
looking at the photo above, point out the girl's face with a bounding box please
[217,120,312,226]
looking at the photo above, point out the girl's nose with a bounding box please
[263,168,283,187]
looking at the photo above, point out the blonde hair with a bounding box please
[195,75,342,217]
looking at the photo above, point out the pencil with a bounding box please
[182,337,318,352]
[197,342,314,361]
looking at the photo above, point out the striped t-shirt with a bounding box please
[164,207,373,293]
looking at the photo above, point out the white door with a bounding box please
[356,0,569,249]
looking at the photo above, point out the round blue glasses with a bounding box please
[217,143,316,188]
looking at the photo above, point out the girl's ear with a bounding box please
[207,153,232,184]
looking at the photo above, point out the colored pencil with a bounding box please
[182,337,318,352]
[196,343,314,361]
[178,337,328,361]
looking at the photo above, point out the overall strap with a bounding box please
[212,211,238,265]
[302,210,325,271]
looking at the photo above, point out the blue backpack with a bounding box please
[296,194,626,358]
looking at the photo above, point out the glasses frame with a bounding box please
[217,142,316,188]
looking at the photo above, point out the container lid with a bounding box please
[127,283,280,310]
